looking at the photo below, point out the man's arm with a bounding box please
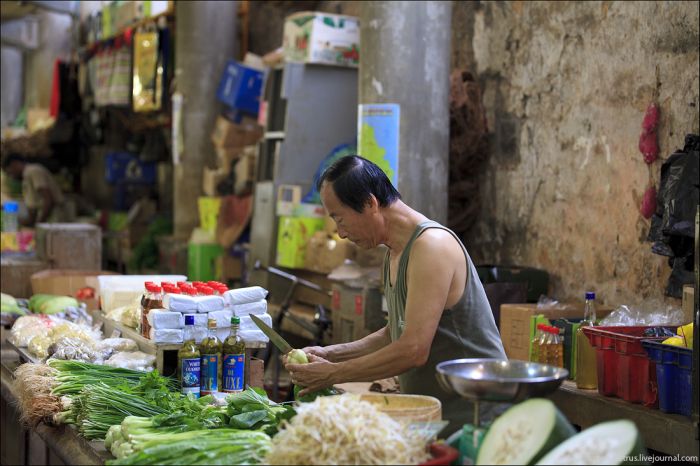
[36,187,54,223]
[288,234,457,394]
[304,326,392,363]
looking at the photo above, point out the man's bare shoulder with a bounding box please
[411,228,464,261]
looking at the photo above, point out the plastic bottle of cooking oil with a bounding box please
[531,324,545,362]
[549,327,564,368]
[576,291,598,389]
[537,326,552,365]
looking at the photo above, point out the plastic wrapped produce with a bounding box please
[47,337,105,363]
[104,351,156,371]
[10,315,65,347]
[28,334,53,359]
[96,338,138,354]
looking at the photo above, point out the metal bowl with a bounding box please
[436,358,568,403]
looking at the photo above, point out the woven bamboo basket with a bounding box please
[359,393,442,423]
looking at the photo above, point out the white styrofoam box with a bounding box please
[98,275,186,312]
[223,287,268,306]
[149,328,184,344]
[232,299,268,317]
[147,309,184,329]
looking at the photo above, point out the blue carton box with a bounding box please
[215,60,264,115]
[105,152,157,184]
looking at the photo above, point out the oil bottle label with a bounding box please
[222,353,245,392]
[181,358,201,397]
[200,354,219,394]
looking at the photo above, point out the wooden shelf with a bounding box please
[551,380,699,458]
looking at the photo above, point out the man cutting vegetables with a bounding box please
[286,155,506,434]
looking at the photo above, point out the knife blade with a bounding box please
[249,313,293,354]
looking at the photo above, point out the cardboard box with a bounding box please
[234,150,257,195]
[217,254,243,283]
[331,283,385,343]
[215,145,244,173]
[31,269,119,310]
[682,284,695,323]
[276,216,325,269]
[215,60,264,114]
[304,231,354,274]
[198,197,221,235]
[1,257,49,298]
[35,223,102,271]
[202,167,230,197]
[283,11,360,67]
[211,116,263,149]
[500,303,613,361]
[276,185,303,216]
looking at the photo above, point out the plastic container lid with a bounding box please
[585,291,595,300]
[185,315,195,326]
[2,201,19,213]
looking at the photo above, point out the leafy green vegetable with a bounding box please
[228,410,269,429]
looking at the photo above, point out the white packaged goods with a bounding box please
[105,351,156,371]
[164,294,198,313]
[195,295,225,313]
[149,328,184,344]
[232,299,268,317]
[240,313,273,331]
[223,286,267,306]
[147,309,184,329]
[98,275,186,312]
[192,326,208,344]
[240,329,268,343]
[208,309,233,330]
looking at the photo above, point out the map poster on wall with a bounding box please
[357,104,399,187]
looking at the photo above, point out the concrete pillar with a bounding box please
[359,1,451,224]
[174,1,237,238]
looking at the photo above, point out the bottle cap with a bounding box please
[585,291,595,300]
[185,315,195,326]
[230,316,240,325]
[199,286,214,295]
[551,327,560,335]
[207,318,217,329]
[3,201,19,214]
[177,281,188,288]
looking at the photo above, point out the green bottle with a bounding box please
[200,318,222,395]
[178,315,201,398]
[222,316,246,393]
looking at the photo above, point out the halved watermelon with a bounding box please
[476,398,576,465]
[537,420,647,465]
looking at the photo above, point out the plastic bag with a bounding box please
[96,338,138,354]
[106,304,140,329]
[10,315,65,347]
[647,134,699,297]
[47,337,106,363]
[105,351,156,371]
[48,322,102,346]
[28,334,52,359]
[599,303,686,326]
[536,295,577,311]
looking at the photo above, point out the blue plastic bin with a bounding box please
[215,60,263,115]
[642,340,693,416]
[105,152,157,184]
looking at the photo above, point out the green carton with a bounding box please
[276,216,324,269]
[188,242,223,282]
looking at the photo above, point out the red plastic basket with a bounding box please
[582,326,675,406]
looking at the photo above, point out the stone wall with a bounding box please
[452,1,699,306]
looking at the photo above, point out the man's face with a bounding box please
[4,161,23,180]
[320,182,378,249]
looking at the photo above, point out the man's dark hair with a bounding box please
[317,155,401,213]
[1,153,25,170]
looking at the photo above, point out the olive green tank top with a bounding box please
[384,221,507,435]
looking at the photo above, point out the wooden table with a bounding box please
[551,381,699,459]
